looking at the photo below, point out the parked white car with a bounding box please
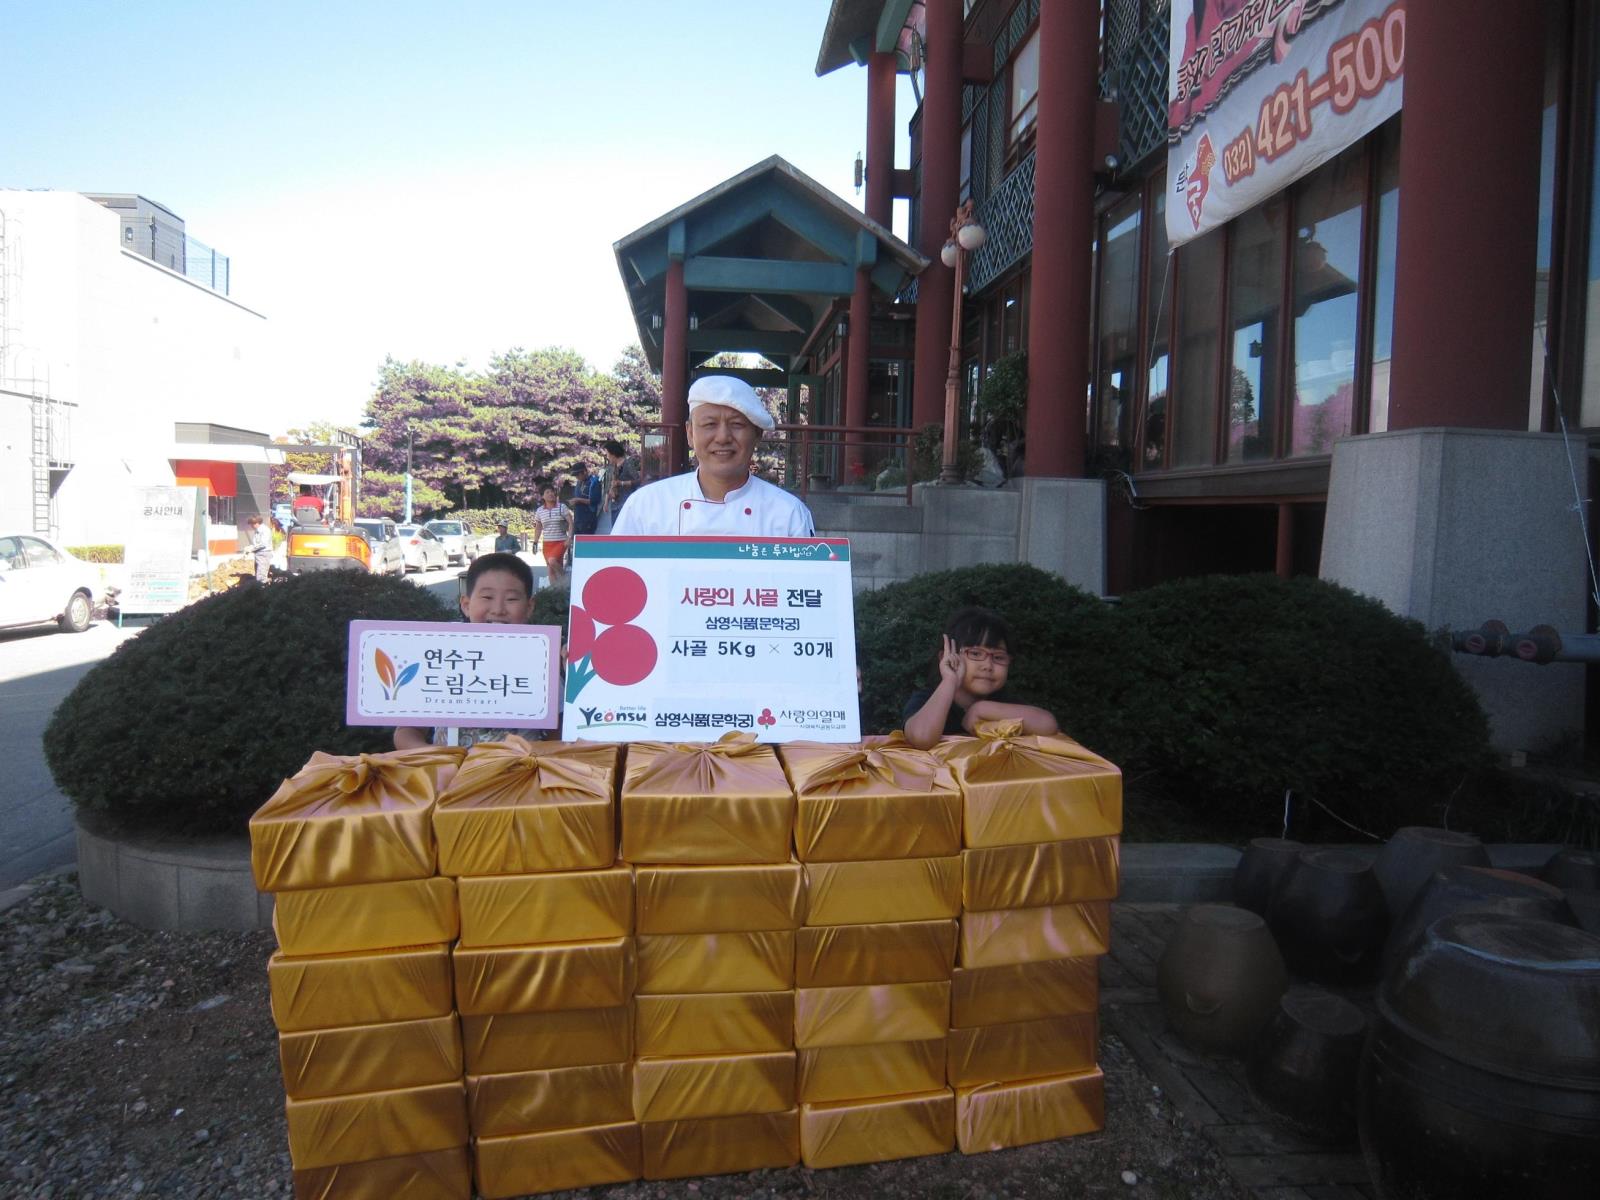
[352,519,407,576]
[0,532,99,633]
[424,519,472,565]
[396,524,450,572]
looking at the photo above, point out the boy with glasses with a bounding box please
[901,606,1060,749]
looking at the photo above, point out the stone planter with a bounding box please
[76,818,272,932]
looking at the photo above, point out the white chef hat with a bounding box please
[687,375,775,431]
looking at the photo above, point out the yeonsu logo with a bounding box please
[576,705,648,730]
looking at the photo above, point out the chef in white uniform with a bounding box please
[611,375,816,537]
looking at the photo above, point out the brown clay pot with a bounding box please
[1267,849,1388,984]
[1360,914,1600,1199]
[1542,846,1600,892]
[1233,837,1305,917]
[1157,904,1288,1055]
[1372,826,1489,919]
[1382,865,1573,975]
[1247,989,1367,1144]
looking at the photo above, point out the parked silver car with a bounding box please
[424,519,472,565]
[397,524,450,572]
[0,532,100,633]
[352,519,407,576]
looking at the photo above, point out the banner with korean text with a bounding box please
[346,620,561,728]
[561,536,859,743]
[123,485,199,614]
[1167,0,1404,246]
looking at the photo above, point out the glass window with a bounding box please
[1008,31,1040,149]
[1144,185,1172,468]
[1095,197,1142,450]
[1529,77,1558,429]
[1173,229,1224,467]
[960,125,973,202]
[1226,199,1286,461]
[1368,119,1400,433]
[1289,145,1365,456]
[20,537,60,567]
[207,493,235,526]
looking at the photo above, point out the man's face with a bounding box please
[686,403,759,485]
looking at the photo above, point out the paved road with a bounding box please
[0,565,472,895]
[0,621,144,890]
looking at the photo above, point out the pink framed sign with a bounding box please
[345,620,561,728]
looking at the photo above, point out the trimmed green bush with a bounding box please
[67,545,124,563]
[1107,574,1492,833]
[531,583,570,631]
[855,564,1127,749]
[45,571,451,837]
[447,507,537,535]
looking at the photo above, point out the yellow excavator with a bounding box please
[281,433,373,573]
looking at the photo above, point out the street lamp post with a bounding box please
[402,429,414,524]
[939,201,987,485]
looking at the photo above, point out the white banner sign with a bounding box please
[345,620,561,728]
[123,486,196,614]
[1168,0,1404,246]
[561,536,859,743]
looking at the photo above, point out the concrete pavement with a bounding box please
[0,621,144,891]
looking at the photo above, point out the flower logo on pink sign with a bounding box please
[566,566,658,702]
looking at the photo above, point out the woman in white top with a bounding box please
[531,485,575,584]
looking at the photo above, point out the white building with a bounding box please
[0,190,280,547]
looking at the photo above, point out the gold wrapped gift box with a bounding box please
[781,739,961,862]
[621,736,794,864]
[794,980,951,1049]
[794,919,957,987]
[935,727,1122,848]
[635,930,794,995]
[800,1088,956,1168]
[642,1109,799,1180]
[634,861,805,934]
[279,1015,462,1101]
[955,1067,1106,1154]
[283,1079,468,1171]
[457,867,632,948]
[946,1012,1098,1088]
[961,836,1120,910]
[466,1061,633,1137]
[951,956,1101,1028]
[958,901,1111,968]
[453,938,635,1016]
[269,944,454,1034]
[272,877,458,958]
[632,1050,796,1122]
[460,1006,633,1075]
[803,856,962,926]
[796,1037,947,1104]
[635,991,794,1057]
[291,1144,470,1200]
[434,740,618,877]
[473,1121,640,1198]
[252,749,460,892]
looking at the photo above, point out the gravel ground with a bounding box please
[2,873,1246,1199]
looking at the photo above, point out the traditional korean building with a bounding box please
[803,0,1593,753]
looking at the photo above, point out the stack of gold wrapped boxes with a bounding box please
[434,737,638,1199]
[935,722,1122,1153]
[621,737,802,1180]
[253,726,1122,1193]
[781,735,965,1168]
[249,749,471,1199]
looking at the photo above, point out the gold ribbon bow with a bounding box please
[442,736,611,804]
[957,719,1112,783]
[794,737,952,794]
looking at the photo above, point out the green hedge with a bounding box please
[446,507,538,535]
[67,545,124,563]
[45,571,451,836]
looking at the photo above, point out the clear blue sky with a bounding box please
[2,0,913,430]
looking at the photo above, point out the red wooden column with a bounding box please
[912,0,963,431]
[846,269,872,476]
[663,258,689,474]
[1025,0,1099,477]
[1388,0,1545,430]
[866,51,897,228]
[1276,503,1294,579]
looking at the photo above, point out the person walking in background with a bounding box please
[245,515,272,583]
[570,460,602,537]
[493,520,520,553]
[532,485,574,586]
[598,438,637,534]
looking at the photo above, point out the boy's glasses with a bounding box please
[960,647,1011,667]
